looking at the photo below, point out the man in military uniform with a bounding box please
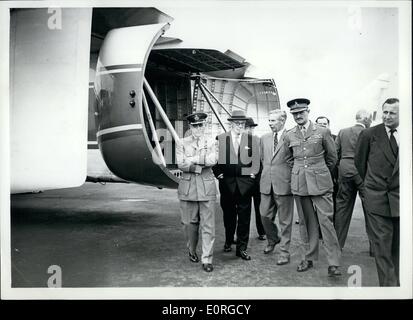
[284,98,342,277]
[176,112,218,272]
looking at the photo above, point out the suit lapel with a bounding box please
[392,154,399,176]
[377,124,396,166]
[264,134,272,163]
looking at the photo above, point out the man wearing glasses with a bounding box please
[213,110,260,261]
[176,112,218,272]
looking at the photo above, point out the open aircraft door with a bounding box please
[94,24,280,189]
[94,23,180,188]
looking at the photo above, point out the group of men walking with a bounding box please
[175,97,400,287]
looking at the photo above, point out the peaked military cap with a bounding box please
[287,98,310,113]
[186,112,207,125]
[245,117,258,127]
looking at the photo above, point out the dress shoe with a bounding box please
[328,266,342,277]
[263,238,280,254]
[276,256,290,265]
[236,250,251,260]
[258,235,266,241]
[297,260,313,272]
[223,243,232,252]
[188,252,199,263]
[202,263,214,272]
[263,244,275,254]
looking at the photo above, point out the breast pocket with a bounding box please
[308,137,323,152]
[289,141,300,148]
[178,175,191,196]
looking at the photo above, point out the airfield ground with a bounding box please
[10,182,378,291]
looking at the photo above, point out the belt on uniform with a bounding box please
[294,156,325,165]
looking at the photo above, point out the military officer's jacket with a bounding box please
[284,121,337,196]
[176,135,218,201]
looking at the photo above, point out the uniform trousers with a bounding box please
[260,188,294,257]
[180,200,215,264]
[295,193,341,266]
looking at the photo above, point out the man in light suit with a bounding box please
[213,110,260,260]
[259,110,294,265]
[355,98,400,286]
[176,112,218,272]
[284,98,342,277]
[334,110,373,252]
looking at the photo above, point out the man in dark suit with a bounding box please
[334,110,373,252]
[259,110,294,265]
[213,110,260,260]
[284,98,342,277]
[355,98,399,286]
[245,118,266,241]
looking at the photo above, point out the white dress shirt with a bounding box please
[231,130,241,154]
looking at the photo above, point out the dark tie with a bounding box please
[389,129,398,156]
[273,132,278,155]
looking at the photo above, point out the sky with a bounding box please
[158,2,400,133]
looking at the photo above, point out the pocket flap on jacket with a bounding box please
[289,141,300,147]
[314,168,329,174]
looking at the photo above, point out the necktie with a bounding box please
[273,132,278,155]
[300,125,306,137]
[389,129,398,156]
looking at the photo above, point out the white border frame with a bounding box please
[1,0,411,300]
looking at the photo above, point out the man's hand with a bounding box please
[250,173,256,179]
[217,173,224,179]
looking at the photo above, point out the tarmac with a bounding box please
[10,182,379,288]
